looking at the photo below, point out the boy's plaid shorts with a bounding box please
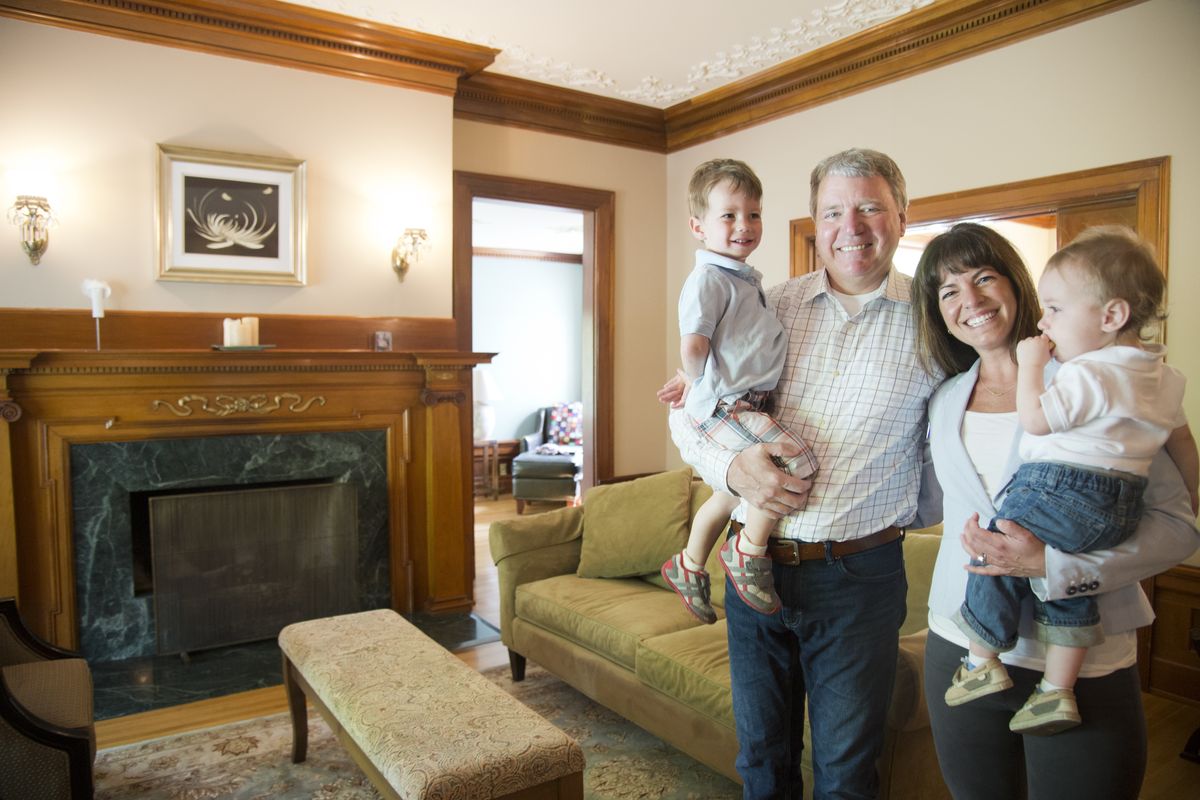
[694,404,818,478]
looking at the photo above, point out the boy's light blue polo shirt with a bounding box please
[679,249,786,422]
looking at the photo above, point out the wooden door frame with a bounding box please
[453,171,615,488]
[790,157,1170,280]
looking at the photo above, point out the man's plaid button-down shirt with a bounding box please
[671,267,941,542]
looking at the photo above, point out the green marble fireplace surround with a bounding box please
[70,431,389,662]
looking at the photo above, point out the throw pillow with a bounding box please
[547,402,583,446]
[577,468,692,579]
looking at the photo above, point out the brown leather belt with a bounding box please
[729,523,905,564]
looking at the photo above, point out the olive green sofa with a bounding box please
[489,468,950,799]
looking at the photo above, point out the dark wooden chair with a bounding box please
[0,597,95,799]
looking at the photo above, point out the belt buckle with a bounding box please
[775,538,802,565]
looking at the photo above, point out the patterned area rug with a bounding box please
[95,664,740,799]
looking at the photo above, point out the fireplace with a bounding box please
[0,349,481,651]
[149,481,358,655]
[70,431,389,662]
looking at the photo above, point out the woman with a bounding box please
[910,223,1199,798]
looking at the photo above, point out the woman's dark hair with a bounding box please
[912,222,1041,378]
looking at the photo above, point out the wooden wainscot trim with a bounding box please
[0,308,458,352]
[1146,565,1200,706]
[0,0,497,94]
[2,349,488,646]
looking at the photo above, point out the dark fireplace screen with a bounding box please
[149,482,358,655]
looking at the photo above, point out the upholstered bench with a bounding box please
[278,609,584,800]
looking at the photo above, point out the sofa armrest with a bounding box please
[489,505,585,647]
[888,629,930,732]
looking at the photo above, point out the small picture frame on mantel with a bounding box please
[157,144,307,286]
[373,331,393,352]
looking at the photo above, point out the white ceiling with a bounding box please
[294,0,934,108]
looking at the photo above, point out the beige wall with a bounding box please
[665,0,1200,478]
[454,120,668,476]
[0,19,455,318]
[3,0,1198,502]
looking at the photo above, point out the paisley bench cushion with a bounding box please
[279,609,583,800]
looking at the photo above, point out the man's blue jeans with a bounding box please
[959,461,1145,650]
[725,537,907,800]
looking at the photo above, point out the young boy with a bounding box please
[660,159,817,624]
[947,226,1200,735]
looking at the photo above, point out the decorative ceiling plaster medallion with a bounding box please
[308,0,932,107]
[620,0,936,106]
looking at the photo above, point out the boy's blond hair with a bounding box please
[1045,225,1166,340]
[688,159,763,217]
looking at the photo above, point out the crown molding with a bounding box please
[662,0,1144,150]
[457,0,1140,152]
[454,72,668,153]
[2,0,1140,145]
[0,0,498,95]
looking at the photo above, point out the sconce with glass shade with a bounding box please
[8,195,54,265]
[391,227,428,281]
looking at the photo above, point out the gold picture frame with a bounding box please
[157,144,307,286]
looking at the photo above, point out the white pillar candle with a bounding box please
[223,318,236,346]
[242,317,259,346]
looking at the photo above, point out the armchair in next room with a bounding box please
[511,402,583,514]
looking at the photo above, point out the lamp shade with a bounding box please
[473,369,502,404]
[473,368,502,440]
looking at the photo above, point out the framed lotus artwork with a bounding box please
[156,144,307,285]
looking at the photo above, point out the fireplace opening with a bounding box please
[129,478,334,597]
[144,480,359,656]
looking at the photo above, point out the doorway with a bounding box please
[453,172,616,490]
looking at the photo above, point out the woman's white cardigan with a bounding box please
[924,361,1200,642]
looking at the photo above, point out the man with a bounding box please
[667,148,940,798]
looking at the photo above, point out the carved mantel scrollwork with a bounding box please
[152,393,326,418]
[420,389,466,406]
[0,401,21,423]
[420,365,466,407]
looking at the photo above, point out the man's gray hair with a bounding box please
[809,148,908,218]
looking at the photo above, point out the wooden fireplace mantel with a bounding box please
[0,348,491,647]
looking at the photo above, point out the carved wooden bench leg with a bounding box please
[282,653,308,763]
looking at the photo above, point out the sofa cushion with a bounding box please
[901,528,941,637]
[512,453,580,478]
[635,623,734,730]
[639,481,729,608]
[515,574,701,670]
[577,468,692,578]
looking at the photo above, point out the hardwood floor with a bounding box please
[95,494,1200,798]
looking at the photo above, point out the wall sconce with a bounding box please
[8,195,54,265]
[391,227,428,281]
